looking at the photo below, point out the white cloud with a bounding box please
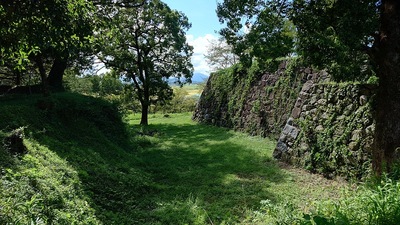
[186,34,218,75]
[93,34,218,76]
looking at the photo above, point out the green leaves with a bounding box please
[204,37,239,72]
[292,0,378,80]
[217,0,378,80]
[217,0,295,69]
[97,0,193,124]
[0,0,95,77]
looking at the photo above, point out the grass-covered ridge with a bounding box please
[1,93,400,224]
[0,93,152,224]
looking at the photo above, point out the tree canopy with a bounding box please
[217,0,378,79]
[217,0,296,67]
[98,0,193,125]
[204,37,239,72]
[0,0,95,92]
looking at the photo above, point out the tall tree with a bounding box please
[371,0,400,174]
[217,0,400,174]
[98,0,193,125]
[217,0,295,67]
[204,37,239,72]
[0,0,94,92]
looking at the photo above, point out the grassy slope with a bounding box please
[0,93,152,224]
[0,93,349,224]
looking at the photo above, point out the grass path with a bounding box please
[127,113,349,224]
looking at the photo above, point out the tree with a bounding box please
[204,37,239,72]
[369,0,400,174]
[0,0,95,93]
[217,0,296,67]
[217,0,400,174]
[98,0,193,125]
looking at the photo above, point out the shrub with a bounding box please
[245,178,400,225]
[309,178,400,225]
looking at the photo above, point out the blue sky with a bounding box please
[162,0,223,38]
[162,0,224,75]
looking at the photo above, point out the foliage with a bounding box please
[0,139,100,224]
[153,195,208,225]
[62,71,143,114]
[0,93,153,224]
[98,0,193,125]
[197,58,304,137]
[292,0,378,80]
[242,199,303,224]
[216,0,377,80]
[243,178,400,225]
[156,87,198,113]
[292,82,374,179]
[63,71,95,94]
[204,37,239,72]
[307,178,400,225]
[216,0,400,178]
[0,0,95,89]
[127,113,346,224]
[217,0,296,68]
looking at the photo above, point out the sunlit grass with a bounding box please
[126,113,349,224]
[172,83,204,97]
[0,94,352,224]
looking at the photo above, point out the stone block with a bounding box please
[294,97,302,107]
[316,125,324,132]
[366,124,375,135]
[287,117,295,126]
[299,91,309,99]
[282,124,300,140]
[348,141,359,151]
[291,107,302,119]
[359,95,367,106]
[317,99,327,106]
[274,141,288,159]
[301,80,314,93]
[351,130,362,141]
[309,95,318,105]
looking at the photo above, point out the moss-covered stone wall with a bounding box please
[274,79,375,179]
[193,61,312,138]
[194,61,376,179]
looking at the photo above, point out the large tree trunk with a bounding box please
[140,75,151,125]
[35,55,50,96]
[47,57,68,91]
[140,102,149,125]
[372,0,400,175]
[14,70,21,85]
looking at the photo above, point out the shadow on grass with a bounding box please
[1,93,288,224]
[134,122,288,223]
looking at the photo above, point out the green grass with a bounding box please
[0,93,152,224]
[129,113,280,223]
[2,94,399,224]
[126,113,348,224]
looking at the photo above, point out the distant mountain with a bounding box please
[167,72,209,84]
[191,73,209,84]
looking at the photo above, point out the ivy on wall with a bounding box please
[194,58,376,180]
[193,58,306,138]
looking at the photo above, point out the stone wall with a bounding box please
[274,79,375,179]
[194,63,376,179]
[193,62,313,138]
